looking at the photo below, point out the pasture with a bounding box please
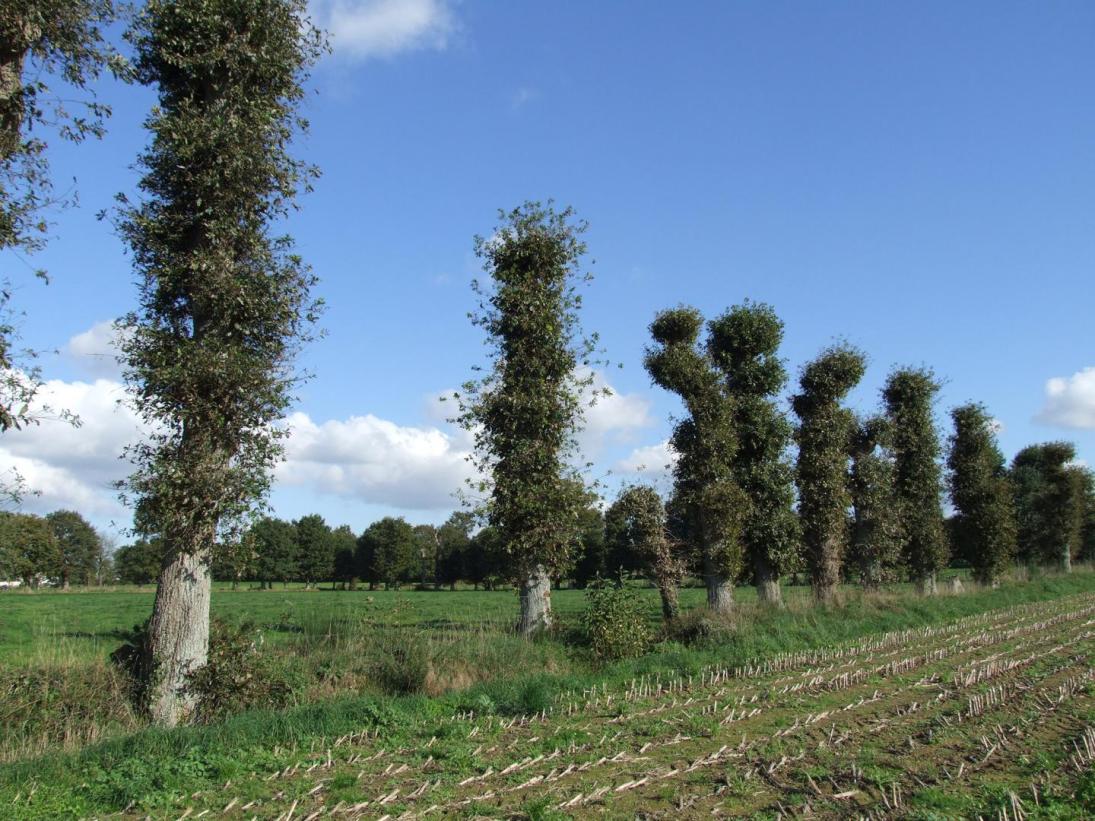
[2,573,1095,817]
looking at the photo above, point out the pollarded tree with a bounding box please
[947,404,1017,586]
[1012,442,1080,571]
[707,302,799,605]
[605,484,686,621]
[792,345,865,604]
[847,416,904,588]
[456,202,598,636]
[645,307,747,613]
[45,509,101,587]
[883,368,949,594]
[117,0,324,726]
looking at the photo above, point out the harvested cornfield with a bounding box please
[80,590,1095,819]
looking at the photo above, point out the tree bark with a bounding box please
[811,531,842,604]
[917,571,938,596]
[1061,541,1072,574]
[147,547,211,727]
[754,554,782,606]
[518,564,552,636]
[657,578,679,622]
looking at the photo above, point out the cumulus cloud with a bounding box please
[614,440,678,480]
[63,320,127,379]
[313,0,456,59]
[277,411,475,510]
[1036,367,1095,429]
[577,370,653,454]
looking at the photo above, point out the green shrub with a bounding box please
[367,630,430,695]
[184,620,300,723]
[582,585,652,662]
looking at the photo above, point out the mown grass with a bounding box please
[1,570,1094,816]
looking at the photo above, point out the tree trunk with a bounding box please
[1061,541,1072,574]
[811,531,842,604]
[657,579,679,622]
[754,555,782,606]
[862,558,882,591]
[518,564,552,636]
[917,571,938,596]
[702,547,733,613]
[147,547,211,727]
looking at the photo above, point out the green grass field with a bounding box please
[2,572,1095,818]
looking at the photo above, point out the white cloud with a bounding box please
[63,320,126,380]
[614,440,678,479]
[314,0,455,59]
[578,370,653,454]
[277,411,474,510]
[1036,367,1095,429]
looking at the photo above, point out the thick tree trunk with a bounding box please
[862,558,883,591]
[917,571,938,596]
[657,579,679,622]
[518,564,552,636]
[147,547,211,727]
[754,554,782,606]
[1061,542,1072,574]
[811,532,842,604]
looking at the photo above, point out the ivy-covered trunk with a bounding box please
[703,550,733,612]
[518,564,552,636]
[147,546,211,726]
[657,579,679,622]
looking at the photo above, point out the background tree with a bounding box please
[435,511,472,590]
[359,517,417,590]
[883,368,949,594]
[251,517,298,588]
[0,511,58,586]
[605,484,685,621]
[707,302,799,605]
[792,344,865,604]
[1012,442,1080,571]
[412,524,438,586]
[295,514,334,588]
[331,524,358,589]
[456,202,597,636]
[117,0,322,725]
[113,538,164,584]
[569,506,608,588]
[645,306,746,613]
[465,525,503,590]
[847,416,903,588]
[45,509,101,587]
[947,404,1017,586]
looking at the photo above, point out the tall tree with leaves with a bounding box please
[847,416,903,588]
[116,0,323,726]
[645,306,746,612]
[456,202,597,636]
[0,510,58,586]
[707,302,799,605]
[251,517,297,588]
[45,509,101,587]
[1012,442,1080,571]
[295,514,334,587]
[435,511,472,590]
[605,484,685,621]
[883,368,949,594]
[947,404,1017,586]
[792,345,865,604]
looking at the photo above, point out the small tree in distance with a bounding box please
[947,404,1017,586]
[1012,442,1080,572]
[848,416,904,588]
[455,202,599,636]
[884,368,949,594]
[605,484,685,621]
[792,344,865,604]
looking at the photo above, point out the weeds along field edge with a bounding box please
[2,573,1095,816]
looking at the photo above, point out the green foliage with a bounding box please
[582,585,652,662]
[606,484,685,619]
[184,620,298,723]
[112,539,165,585]
[792,345,866,601]
[358,517,417,589]
[571,506,609,587]
[294,514,334,585]
[848,416,904,587]
[331,525,358,588]
[947,403,1017,584]
[44,510,101,587]
[645,305,746,592]
[434,512,472,589]
[250,517,298,587]
[117,0,324,555]
[367,631,430,695]
[1012,442,1081,568]
[883,367,949,589]
[456,202,598,595]
[0,511,60,587]
[707,302,800,585]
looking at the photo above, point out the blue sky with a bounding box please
[2,0,1093,540]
